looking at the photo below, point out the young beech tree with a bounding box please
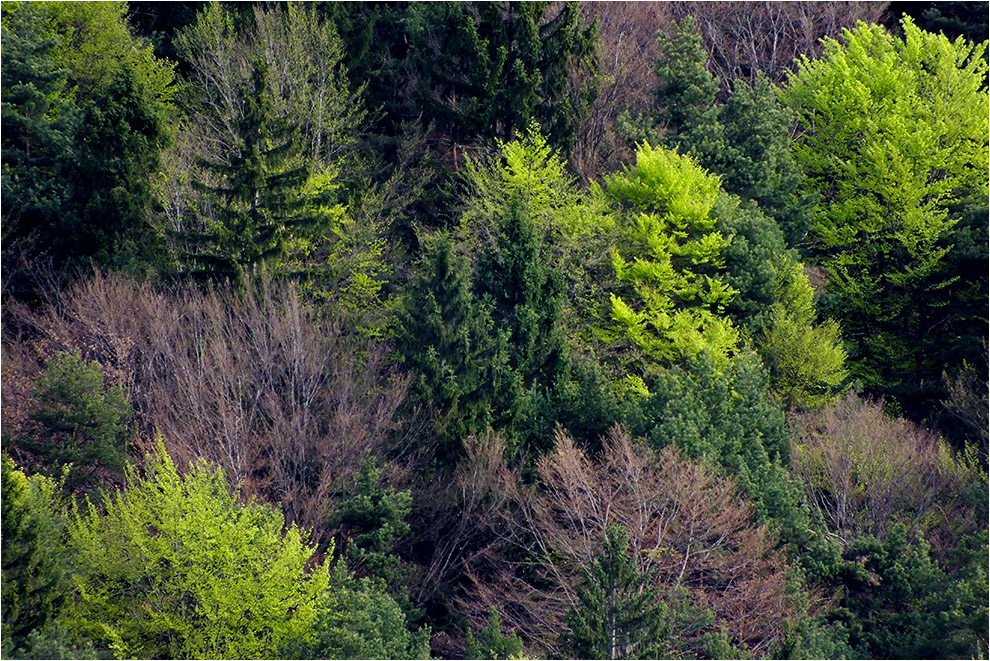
[66,443,330,659]
[601,143,739,380]
[781,17,989,407]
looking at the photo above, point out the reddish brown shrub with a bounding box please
[452,427,796,657]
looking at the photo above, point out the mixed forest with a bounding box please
[2,1,988,659]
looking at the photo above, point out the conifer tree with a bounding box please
[395,235,515,461]
[475,197,569,453]
[183,63,331,280]
[565,525,668,660]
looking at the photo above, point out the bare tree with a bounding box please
[569,1,888,179]
[668,1,889,90]
[450,427,796,657]
[6,271,410,546]
[794,393,983,548]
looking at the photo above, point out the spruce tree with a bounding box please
[565,525,668,660]
[183,63,330,280]
[475,196,569,454]
[394,235,515,462]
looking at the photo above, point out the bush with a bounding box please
[15,351,132,492]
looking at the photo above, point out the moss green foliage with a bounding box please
[1,1,173,277]
[66,442,330,659]
[15,352,132,492]
[334,457,417,617]
[781,17,989,408]
[835,526,989,659]
[1,6,987,659]
[395,234,511,461]
[602,143,739,376]
[564,525,668,660]
[464,608,525,660]
[282,564,430,660]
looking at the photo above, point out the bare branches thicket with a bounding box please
[570,2,887,179]
[570,2,670,180]
[794,393,983,550]
[669,1,888,90]
[452,427,795,657]
[6,271,409,544]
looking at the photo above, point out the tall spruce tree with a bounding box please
[183,63,331,280]
[394,235,516,462]
[565,525,668,660]
[475,196,569,454]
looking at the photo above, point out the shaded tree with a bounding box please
[564,525,667,660]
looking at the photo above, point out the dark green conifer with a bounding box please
[183,63,329,280]
[565,525,668,660]
[395,234,514,462]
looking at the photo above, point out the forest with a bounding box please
[1,1,987,659]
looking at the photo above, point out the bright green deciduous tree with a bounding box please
[602,143,739,379]
[66,442,330,659]
[780,17,989,405]
[564,525,668,660]
[759,261,849,410]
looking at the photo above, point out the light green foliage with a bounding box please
[43,1,175,107]
[16,351,132,491]
[760,261,848,410]
[634,16,812,246]
[564,525,668,660]
[602,143,740,375]
[67,442,330,659]
[781,17,989,396]
[461,126,615,355]
[282,564,430,660]
[464,608,525,660]
[1,457,70,656]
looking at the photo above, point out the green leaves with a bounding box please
[15,351,132,493]
[603,144,739,375]
[67,442,330,659]
[781,17,989,401]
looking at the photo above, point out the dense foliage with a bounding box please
[2,2,986,659]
